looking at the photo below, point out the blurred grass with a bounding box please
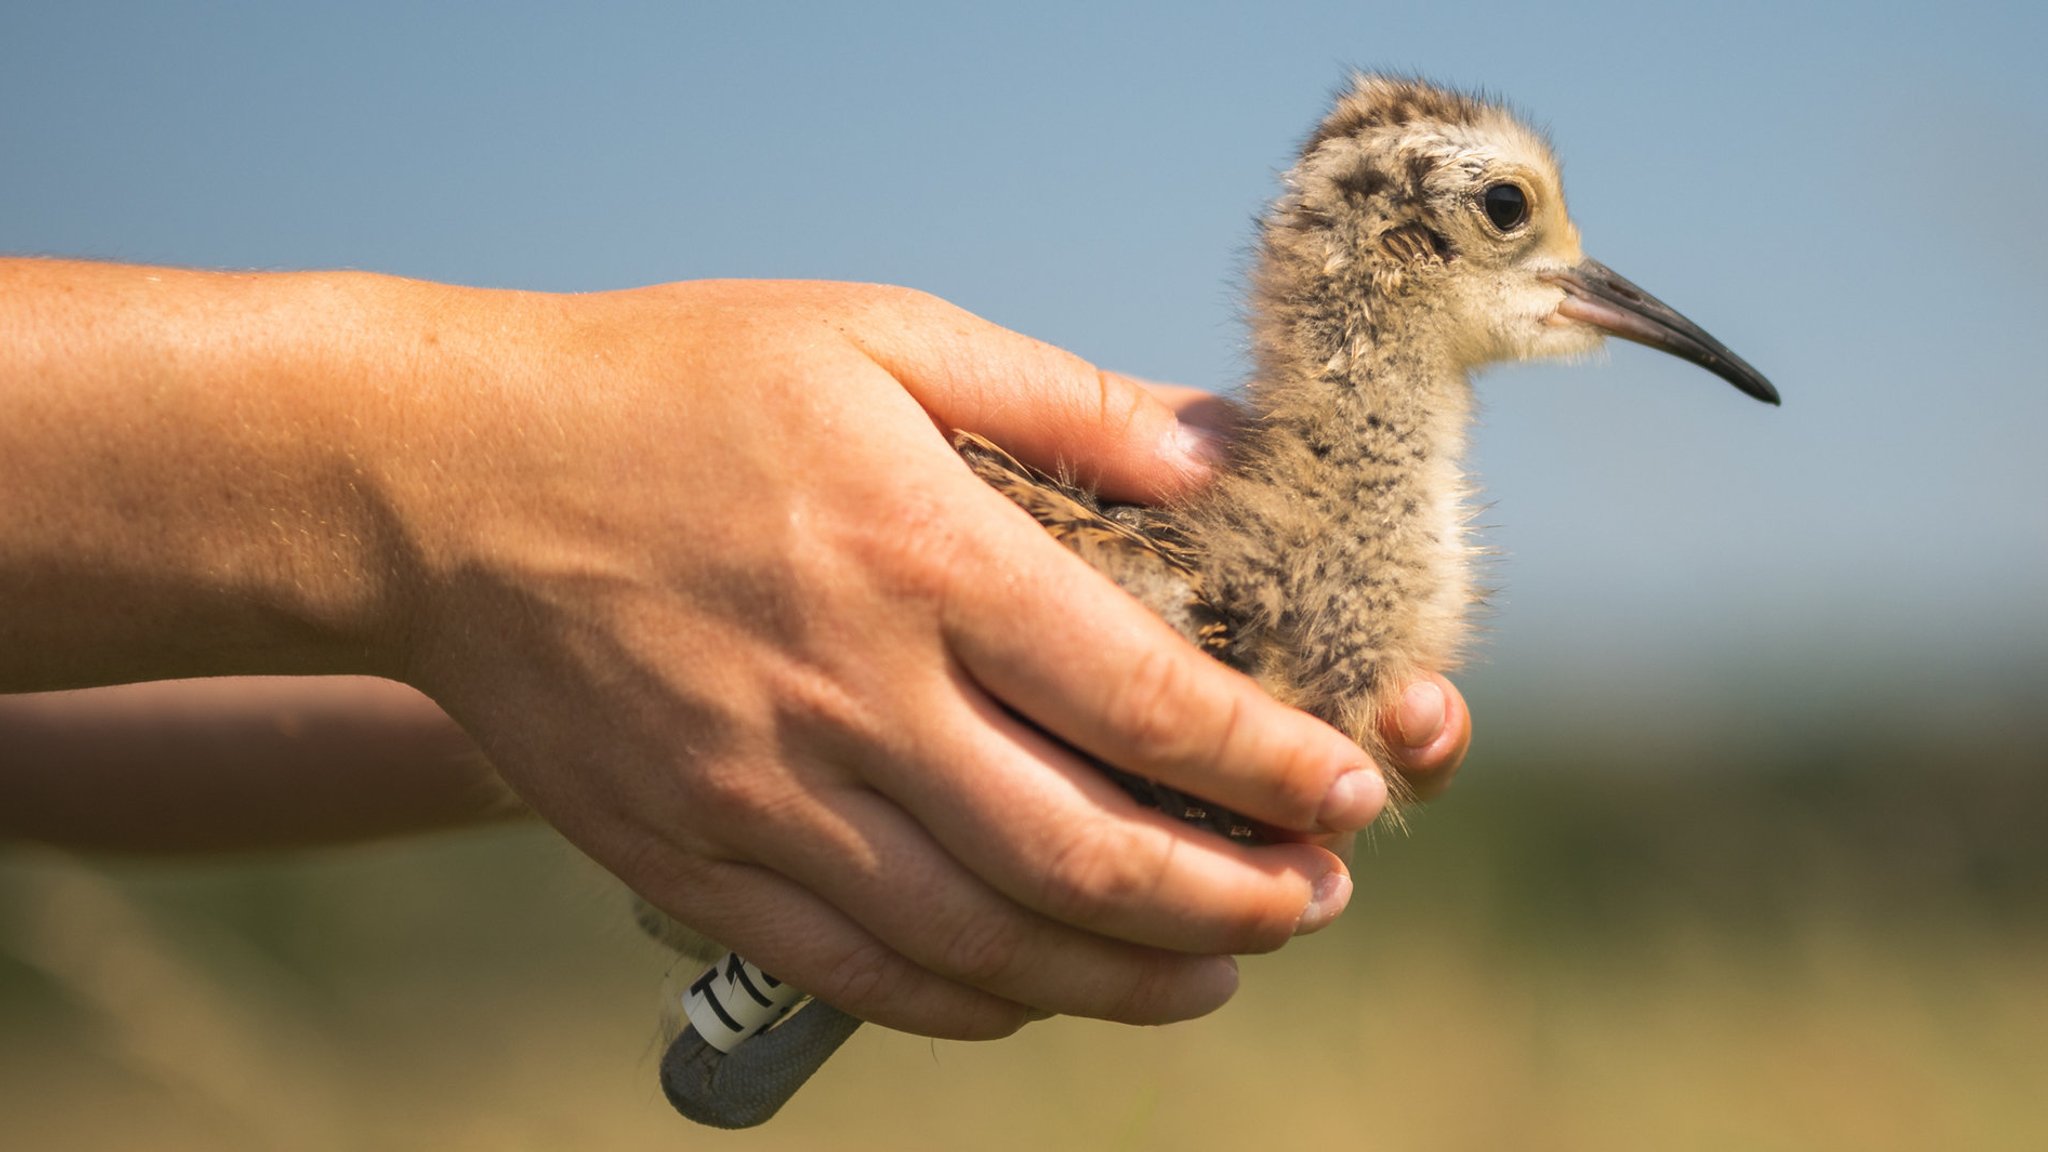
[4,695,2047,1150]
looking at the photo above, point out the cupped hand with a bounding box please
[0,272,1475,1044]
[378,280,1381,1041]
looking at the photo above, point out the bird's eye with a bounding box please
[1482,183,1529,231]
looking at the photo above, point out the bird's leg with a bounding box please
[657,958,864,1129]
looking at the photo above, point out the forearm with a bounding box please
[0,676,525,852]
[0,258,423,690]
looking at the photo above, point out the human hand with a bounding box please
[0,264,1471,1043]
[368,280,1389,1042]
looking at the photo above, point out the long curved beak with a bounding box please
[1545,259,1779,405]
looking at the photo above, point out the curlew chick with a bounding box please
[658,73,1776,1127]
[972,72,1774,780]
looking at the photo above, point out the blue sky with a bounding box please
[4,2,2043,724]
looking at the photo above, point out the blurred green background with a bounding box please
[4,2,2045,1148]
[6,701,2046,1150]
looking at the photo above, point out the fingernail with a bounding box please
[1316,767,1386,831]
[1294,869,1352,935]
[1165,422,1224,476]
[1397,681,1446,750]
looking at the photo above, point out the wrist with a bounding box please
[0,261,429,688]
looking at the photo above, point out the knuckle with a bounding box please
[865,282,945,316]
[1034,817,1165,930]
[633,899,723,961]
[853,283,972,338]
[845,489,973,607]
[819,940,1032,1042]
[1226,896,1302,955]
[1267,730,1342,828]
[680,757,819,858]
[686,757,770,825]
[767,660,880,750]
[921,999,1034,1043]
[1093,366,1146,442]
[935,913,1028,989]
[1098,953,1179,1025]
[961,1006,1034,1042]
[818,938,910,1013]
[1106,645,1205,770]
[1185,684,1336,830]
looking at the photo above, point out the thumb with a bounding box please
[845,288,1221,503]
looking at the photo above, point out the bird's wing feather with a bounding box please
[951,429,1258,843]
[950,430,1237,664]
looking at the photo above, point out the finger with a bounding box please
[755,781,1242,1024]
[1134,379,1246,443]
[938,488,1387,837]
[867,671,1355,955]
[1379,672,1471,801]
[628,849,1036,1042]
[839,288,1219,502]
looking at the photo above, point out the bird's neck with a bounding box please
[1189,285,1477,738]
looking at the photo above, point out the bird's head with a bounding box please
[1277,74,1776,404]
